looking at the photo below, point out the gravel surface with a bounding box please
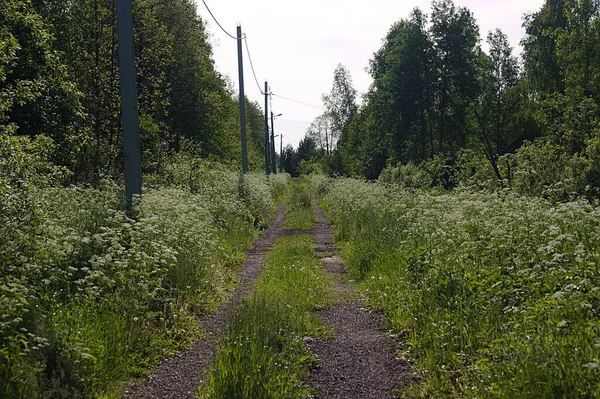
[307,201,416,398]
[122,202,286,399]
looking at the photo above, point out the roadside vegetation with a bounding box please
[0,136,289,397]
[313,175,600,398]
[4,0,600,397]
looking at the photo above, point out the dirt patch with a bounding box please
[123,203,287,399]
[308,201,416,398]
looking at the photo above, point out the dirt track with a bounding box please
[123,198,415,398]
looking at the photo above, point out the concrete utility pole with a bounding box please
[264,81,270,175]
[237,26,248,174]
[270,111,277,174]
[116,0,142,205]
[280,134,283,172]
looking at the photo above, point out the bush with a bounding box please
[378,162,433,189]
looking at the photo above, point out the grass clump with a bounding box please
[314,175,600,398]
[201,234,333,399]
[284,178,317,230]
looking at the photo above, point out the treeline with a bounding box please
[301,0,600,199]
[1,0,266,181]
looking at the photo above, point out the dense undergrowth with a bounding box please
[0,134,289,398]
[201,187,330,398]
[313,175,600,398]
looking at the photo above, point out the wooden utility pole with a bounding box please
[237,26,248,174]
[264,81,270,175]
[116,0,142,205]
[279,134,283,172]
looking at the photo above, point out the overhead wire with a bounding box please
[201,0,322,110]
[278,118,312,125]
[271,93,324,110]
[201,0,237,40]
[243,34,265,94]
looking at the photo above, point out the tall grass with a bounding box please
[284,178,316,230]
[0,136,289,397]
[201,233,333,399]
[315,176,600,398]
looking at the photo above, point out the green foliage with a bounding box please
[201,234,332,399]
[327,0,600,193]
[378,162,434,189]
[0,0,86,171]
[0,134,287,396]
[321,63,358,145]
[316,176,600,398]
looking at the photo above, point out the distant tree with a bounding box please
[474,29,522,182]
[521,0,569,96]
[297,136,318,163]
[322,64,358,144]
[368,8,434,163]
[307,113,334,154]
[246,99,266,170]
[281,144,299,176]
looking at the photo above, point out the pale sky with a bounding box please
[195,0,545,149]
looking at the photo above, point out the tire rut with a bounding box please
[308,200,416,398]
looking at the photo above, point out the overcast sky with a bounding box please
[195,0,545,149]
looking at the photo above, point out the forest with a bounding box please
[295,0,600,200]
[1,0,599,397]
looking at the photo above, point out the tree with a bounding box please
[522,0,570,96]
[555,0,600,97]
[474,29,522,182]
[368,8,434,163]
[306,113,334,154]
[322,64,357,144]
[430,0,482,155]
[281,144,299,176]
[245,99,266,170]
[2,0,85,170]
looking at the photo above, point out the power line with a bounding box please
[243,34,265,94]
[278,118,312,125]
[201,0,237,40]
[271,93,324,110]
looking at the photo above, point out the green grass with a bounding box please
[284,178,317,230]
[315,175,600,399]
[200,234,333,399]
[0,157,289,397]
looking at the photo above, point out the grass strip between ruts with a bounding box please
[284,178,317,230]
[199,232,334,399]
